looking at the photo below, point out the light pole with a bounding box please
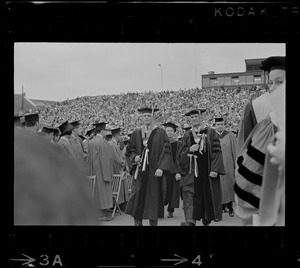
[158,64,163,91]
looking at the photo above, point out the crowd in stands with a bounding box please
[29,85,267,136]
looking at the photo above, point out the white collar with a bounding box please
[191,125,204,132]
[216,130,224,136]
[60,136,69,141]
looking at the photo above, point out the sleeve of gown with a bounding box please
[177,133,191,175]
[175,141,184,175]
[237,101,257,155]
[127,131,140,165]
[210,129,225,175]
[157,130,172,172]
[111,143,125,173]
[99,142,114,182]
[87,141,94,176]
[230,133,237,170]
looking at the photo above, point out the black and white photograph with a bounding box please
[14,42,285,227]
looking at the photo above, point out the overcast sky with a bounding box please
[14,43,285,102]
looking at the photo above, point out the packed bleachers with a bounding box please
[33,85,267,136]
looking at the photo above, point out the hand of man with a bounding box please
[155,169,163,177]
[134,155,141,163]
[190,144,200,152]
[175,173,181,181]
[209,171,218,178]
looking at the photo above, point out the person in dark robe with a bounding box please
[179,123,192,200]
[124,132,133,172]
[87,121,114,220]
[162,121,183,218]
[108,126,129,210]
[69,120,86,172]
[125,107,172,226]
[56,121,76,160]
[234,56,285,226]
[214,117,237,217]
[178,108,225,226]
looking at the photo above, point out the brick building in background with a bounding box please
[201,58,268,89]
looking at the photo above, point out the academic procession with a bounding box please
[14,56,285,227]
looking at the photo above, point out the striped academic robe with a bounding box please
[236,92,273,154]
[234,115,277,225]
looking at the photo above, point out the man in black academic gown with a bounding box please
[125,107,172,226]
[214,117,237,217]
[162,121,183,219]
[178,108,225,226]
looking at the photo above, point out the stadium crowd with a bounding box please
[31,85,267,135]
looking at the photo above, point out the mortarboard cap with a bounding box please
[70,120,81,128]
[79,134,86,141]
[214,117,224,123]
[92,120,108,127]
[86,127,95,137]
[41,125,54,134]
[162,121,178,130]
[109,126,121,136]
[260,56,285,73]
[182,123,191,130]
[137,107,159,114]
[24,113,39,126]
[58,121,73,135]
[14,115,21,125]
[184,108,206,116]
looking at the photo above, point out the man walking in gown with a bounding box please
[178,109,225,226]
[125,107,172,226]
[214,117,237,217]
[162,121,183,219]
